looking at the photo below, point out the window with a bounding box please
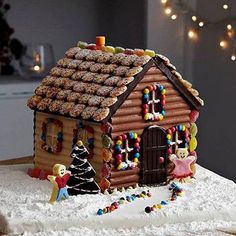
[72,122,94,159]
[114,131,141,171]
[41,118,63,154]
[166,124,189,155]
[143,84,166,121]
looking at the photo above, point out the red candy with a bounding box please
[189,110,199,123]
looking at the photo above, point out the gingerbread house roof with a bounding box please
[27,39,204,123]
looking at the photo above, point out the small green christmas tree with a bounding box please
[0,0,23,75]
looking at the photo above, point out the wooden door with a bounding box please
[140,126,167,185]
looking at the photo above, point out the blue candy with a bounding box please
[97,209,103,215]
[161,200,168,205]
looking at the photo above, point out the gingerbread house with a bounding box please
[27,36,204,192]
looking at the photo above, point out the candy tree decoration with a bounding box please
[72,122,94,159]
[41,118,63,154]
[143,84,166,121]
[166,124,189,155]
[114,132,141,171]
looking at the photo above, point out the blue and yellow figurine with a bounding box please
[47,164,71,204]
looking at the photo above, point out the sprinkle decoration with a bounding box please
[144,182,183,214]
[143,84,166,121]
[166,124,189,155]
[114,132,141,171]
[97,190,152,215]
[41,118,63,154]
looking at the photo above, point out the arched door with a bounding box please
[140,126,167,185]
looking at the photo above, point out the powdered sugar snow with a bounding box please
[0,164,235,235]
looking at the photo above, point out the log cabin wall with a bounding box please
[111,65,191,138]
[34,112,103,182]
[109,65,191,188]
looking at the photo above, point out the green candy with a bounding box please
[145,49,156,57]
[105,46,115,53]
[190,123,198,137]
[77,41,88,49]
[102,134,113,148]
[115,47,125,54]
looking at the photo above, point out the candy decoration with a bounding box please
[41,118,63,154]
[190,123,198,137]
[102,148,112,162]
[99,178,111,192]
[142,84,166,121]
[145,49,156,57]
[189,136,197,152]
[100,122,112,134]
[115,47,125,54]
[77,41,88,49]
[189,110,199,123]
[166,124,189,155]
[114,131,141,170]
[145,183,183,214]
[102,134,113,149]
[189,123,198,152]
[105,46,115,53]
[97,190,152,215]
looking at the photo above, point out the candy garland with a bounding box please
[78,40,156,57]
[41,118,63,154]
[166,124,189,155]
[143,84,166,121]
[97,190,152,215]
[72,122,94,159]
[144,182,183,214]
[114,132,141,171]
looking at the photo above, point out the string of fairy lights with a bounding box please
[160,0,236,61]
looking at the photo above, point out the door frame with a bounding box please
[140,125,167,185]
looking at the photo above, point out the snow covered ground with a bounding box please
[0,164,235,235]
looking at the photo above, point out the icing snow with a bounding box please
[0,164,235,235]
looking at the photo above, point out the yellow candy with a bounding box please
[145,49,156,57]
[116,140,122,145]
[156,204,162,209]
[159,115,163,120]
[133,133,138,139]
[189,136,198,151]
[117,163,123,170]
[140,193,145,198]
[105,46,115,53]
[144,88,149,94]
[144,113,149,120]
[166,134,171,139]
[161,89,166,95]
[134,158,139,163]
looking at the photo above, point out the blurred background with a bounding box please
[0,0,235,181]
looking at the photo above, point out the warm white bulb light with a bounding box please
[165,7,172,15]
[227,24,232,30]
[192,16,197,22]
[188,30,197,39]
[223,4,229,9]
[171,14,177,20]
[33,65,40,71]
[231,54,236,61]
[199,22,204,27]
[161,0,168,4]
[220,40,227,48]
